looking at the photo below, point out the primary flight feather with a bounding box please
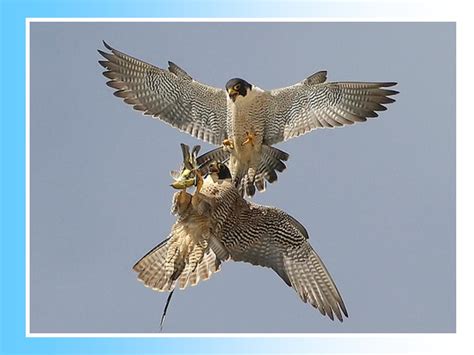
[134,147,348,321]
[99,41,398,196]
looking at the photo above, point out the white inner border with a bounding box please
[25,18,466,344]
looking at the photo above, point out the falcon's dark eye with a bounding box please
[234,84,241,91]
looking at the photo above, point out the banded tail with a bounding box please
[241,145,289,197]
[196,145,289,198]
[133,234,222,292]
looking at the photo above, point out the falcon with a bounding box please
[99,42,398,196]
[133,144,348,321]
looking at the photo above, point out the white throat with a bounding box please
[229,86,263,107]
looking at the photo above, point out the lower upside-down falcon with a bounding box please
[133,145,348,321]
[99,42,398,197]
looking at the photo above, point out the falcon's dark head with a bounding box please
[225,78,252,102]
[208,161,232,182]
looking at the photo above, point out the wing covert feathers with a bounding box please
[266,77,398,144]
[99,41,228,145]
[133,172,348,321]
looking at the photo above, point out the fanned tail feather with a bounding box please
[242,145,290,197]
[196,147,230,175]
[133,233,222,292]
[196,144,289,197]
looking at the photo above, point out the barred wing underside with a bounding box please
[223,205,348,321]
[99,42,228,145]
[264,71,398,145]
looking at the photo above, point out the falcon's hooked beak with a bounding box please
[225,78,252,102]
[227,87,239,101]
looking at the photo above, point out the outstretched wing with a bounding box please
[264,70,398,145]
[98,42,228,145]
[223,206,348,321]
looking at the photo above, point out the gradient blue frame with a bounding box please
[0,0,454,354]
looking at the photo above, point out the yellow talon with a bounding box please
[242,132,255,147]
[223,138,234,149]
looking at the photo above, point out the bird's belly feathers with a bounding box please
[229,107,263,162]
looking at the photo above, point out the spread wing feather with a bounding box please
[223,206,348,321]
[99,42,228,145]
[264,71,398,145]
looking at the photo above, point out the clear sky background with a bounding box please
[30,22,455,333]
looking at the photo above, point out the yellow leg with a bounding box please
[222,138,234,149]
[242,132,255,147]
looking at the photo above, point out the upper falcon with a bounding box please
[99,41,398,197]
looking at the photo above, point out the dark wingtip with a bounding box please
[340,302,349,318]
[380,82,398,88]
[102,40,113,50]
[98,60,108,68]
[167,61,177,73]
[97,49,109,59]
